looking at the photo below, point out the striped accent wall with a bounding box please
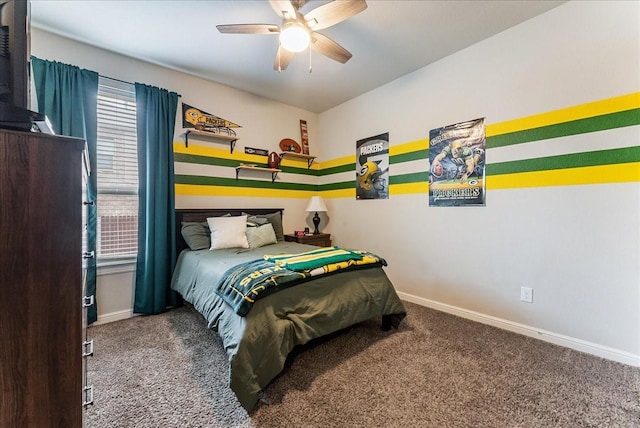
[174,92,640,200]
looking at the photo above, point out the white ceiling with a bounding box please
[30,0,566,113]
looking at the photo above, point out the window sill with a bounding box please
[97,258,136,276]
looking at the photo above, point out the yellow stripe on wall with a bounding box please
[174,142,229,157]
[174,142,322,169]
[173,142,266,164]
[321,154,355,169]
[390,181,428,195]
[175,93,640,199]
[389,138,429,156]
[318,94,640,170]
[318,138,429,170]
[486,92,640,137]
[487,162,640,190]
[321,163,640,199]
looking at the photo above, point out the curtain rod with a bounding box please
[100,74,182,97]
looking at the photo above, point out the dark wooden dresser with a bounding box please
[0,128,86,427]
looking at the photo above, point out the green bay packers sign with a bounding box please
[182,102,241,136]
[356,133,389,200]
[429,118,486,207]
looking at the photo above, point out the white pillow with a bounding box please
[246,223,277,249]
[207,215,249,250]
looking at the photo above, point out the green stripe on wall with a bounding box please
[316,172,430,191]
[175,95,640,198]
[279,165,318,175]
[319,180,352,191]
[175,152,238,168]
[487,146,640,176]
[390,149,429,163]
[318,147,640,188]
[389,172,430,184]
[317,147,640,190]
[318,163,355,176]
[318,149,429,177]
[175,174,318,191]
[175,153,319,176]
[318,114,640,179]
[487,108,640,149]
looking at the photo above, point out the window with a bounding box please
[96,77,138,264]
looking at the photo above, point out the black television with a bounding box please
[0,0,39,131]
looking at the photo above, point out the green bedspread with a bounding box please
[215,246,386,316]
[170,241,406,412]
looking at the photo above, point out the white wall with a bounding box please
[31,28,319,324]
[31,1,640,366]
[319,1,640,365]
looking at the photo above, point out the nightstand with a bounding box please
[284,233,332,247]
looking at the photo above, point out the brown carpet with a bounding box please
[85,301,639,427]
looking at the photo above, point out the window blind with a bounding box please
[96,77,138,261]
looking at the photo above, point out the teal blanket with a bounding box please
[264,246,364,271]
[215,248,386,316]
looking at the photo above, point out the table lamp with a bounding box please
[305,196,328,234]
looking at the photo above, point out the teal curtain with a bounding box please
[31,56,99,324]
[133,83,179,314]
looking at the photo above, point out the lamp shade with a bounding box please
[279,22,310,53]
[305,196,328,213]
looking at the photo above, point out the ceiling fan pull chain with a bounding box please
[309,48,312,74]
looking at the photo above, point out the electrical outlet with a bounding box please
[520,286,533,303]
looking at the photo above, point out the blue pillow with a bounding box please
[245,212,284,241]
[181,221,210,250]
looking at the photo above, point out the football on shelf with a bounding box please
[268,151,280,169]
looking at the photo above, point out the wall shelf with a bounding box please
[279,152,316,168]
[184,129,238,152]
[235,165,281,183]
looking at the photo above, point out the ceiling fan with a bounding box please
[216,0,368,71]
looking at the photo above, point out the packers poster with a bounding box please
[356,133,389,200]
[429,118,486,207]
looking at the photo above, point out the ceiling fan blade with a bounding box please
[268,0,297,19]
[274,45,295,71]
[304,0,367,31]
[310,32,352,64]
[216,24,280,34]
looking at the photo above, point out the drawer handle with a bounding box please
[82,251,95,259]
[83,385,94,407]
[82,295,94,308]
[83,340,94,357]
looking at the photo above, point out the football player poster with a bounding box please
[356,133,389,200]
[429,118,486,207]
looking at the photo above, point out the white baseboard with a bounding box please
[398,291,640,367]
[92,309,138,326]
[91,294,640,367]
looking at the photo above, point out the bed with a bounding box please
[170,208,407,411]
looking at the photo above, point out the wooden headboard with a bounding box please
[174,208,284,255]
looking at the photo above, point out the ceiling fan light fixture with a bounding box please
[279,21,310,52]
